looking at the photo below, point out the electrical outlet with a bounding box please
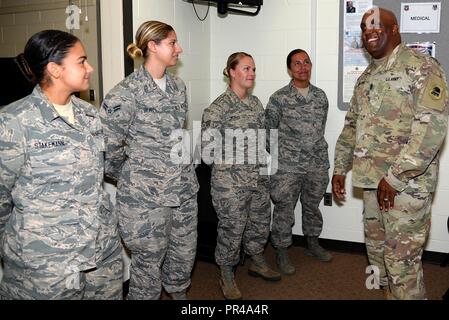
[324,193,332,206]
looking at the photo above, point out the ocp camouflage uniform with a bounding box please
[265,82,330,248]
[0,86,123,300]
[100,66,199,300]
[202,88,270,267]
[334,44,448,299]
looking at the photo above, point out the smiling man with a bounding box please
[332,7,448,299]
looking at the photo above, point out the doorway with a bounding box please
[0,0,103,107]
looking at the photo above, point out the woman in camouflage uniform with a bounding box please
[202,52,281,300]
[0,30,123,300]
[100,21,198,300]
[265,49,332,274]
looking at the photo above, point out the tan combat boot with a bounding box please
[248,254,282,281]
[305,236,333,262]
[276,247,296,275]
[219,266,242,300]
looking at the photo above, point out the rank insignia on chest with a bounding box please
[102,103,121,114]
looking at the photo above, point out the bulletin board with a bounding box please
[338,0,449,110]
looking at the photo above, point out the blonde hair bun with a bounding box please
[127,43,143,59]
[223,67,229,78]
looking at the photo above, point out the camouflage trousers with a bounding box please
[363,190,432,300]
[118,195,198,300]
[212,179,271,266]
[270,169,329,248]
[0,244,123,300]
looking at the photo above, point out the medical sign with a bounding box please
[400,2,441,33]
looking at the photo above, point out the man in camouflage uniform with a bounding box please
[0,86,123,299]
[100,65,198,300]
[203,78,281,300]
[265,49,332,275]
[332,8,448,300]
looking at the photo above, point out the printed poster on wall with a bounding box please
[400,2,441,33]
[343,0,373,103]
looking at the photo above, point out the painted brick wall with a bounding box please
[0,0,101,106]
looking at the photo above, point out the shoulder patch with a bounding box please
[429,86,442,100]
[420,74,448,112]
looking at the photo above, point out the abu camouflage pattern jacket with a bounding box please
[202,88,267,188]
[334,43,449,192]
[100,66,198,207]
[265,81,330,173]
[0,86,109,273]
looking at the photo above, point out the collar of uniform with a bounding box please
[30,85,95,126]
[29,85,61,123]
[71,99,96,130]
[384,43,403,70]
[139,65,159,92]
[288,80,317,98]
[139,65,177,94]
[288,80,297,96]
[225,86,254,107]
[366,43,404,74]
[72,96,96,119]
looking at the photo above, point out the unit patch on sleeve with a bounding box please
[420,74,448,111]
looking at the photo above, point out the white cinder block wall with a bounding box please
[209,0,448,253]
[100,0,124,95]
[210,0,313,106]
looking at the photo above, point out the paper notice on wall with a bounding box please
[400,2,441,33]
[343,66,365,103]
[344,0,374,31]
[342,0,373,103]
